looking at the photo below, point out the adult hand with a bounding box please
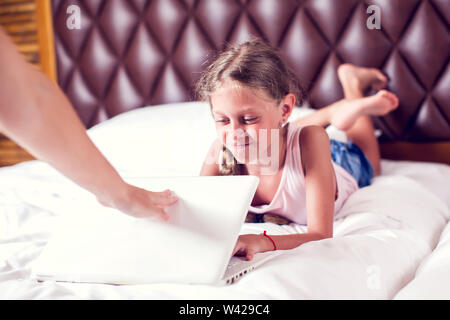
[99,183,178,221]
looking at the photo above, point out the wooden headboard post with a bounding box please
[35,0,57,83]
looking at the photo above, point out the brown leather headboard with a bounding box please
[50,0,449,146]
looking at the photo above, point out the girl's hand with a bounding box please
[232,234,276,261]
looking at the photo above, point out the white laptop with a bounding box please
[32,176,282,285]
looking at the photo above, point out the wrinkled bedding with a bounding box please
[1,103,449,299]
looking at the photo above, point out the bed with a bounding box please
[1,0,449,299]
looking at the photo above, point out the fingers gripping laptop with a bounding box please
[32,176,280,285]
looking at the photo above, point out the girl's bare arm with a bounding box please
[267,125,336,250]
[233,126,337,259]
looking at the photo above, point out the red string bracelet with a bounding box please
[262,230,277,251]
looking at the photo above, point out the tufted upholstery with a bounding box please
[51,0,449,142]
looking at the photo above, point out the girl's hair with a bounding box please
[195,38,304,176]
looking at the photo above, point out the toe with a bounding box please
[384,91,399,109]
[375,69,387,82]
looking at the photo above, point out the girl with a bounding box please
[196,39,398,261]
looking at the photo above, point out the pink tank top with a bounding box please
[248,124,359,225]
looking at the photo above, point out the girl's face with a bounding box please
[210,81,294,165]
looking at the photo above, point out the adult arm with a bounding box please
[0,28,177,219]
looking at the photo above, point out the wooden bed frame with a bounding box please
[36,0,57,83]
[35,0,450,165]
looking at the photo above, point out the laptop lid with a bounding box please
[32,176,259,285]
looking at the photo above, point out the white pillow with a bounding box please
[88,102,215,177]
[87,102,348,177]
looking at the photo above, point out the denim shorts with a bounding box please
[330,139,374,188]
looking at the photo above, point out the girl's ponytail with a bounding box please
[219,145,243,176]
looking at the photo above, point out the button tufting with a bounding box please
[51,0,449,142]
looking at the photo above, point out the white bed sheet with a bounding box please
[0,102,449,299]
[394,221,450,299]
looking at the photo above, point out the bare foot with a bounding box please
[331,90,399,131]
[363,89,399,115]
[338,63,388,93]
